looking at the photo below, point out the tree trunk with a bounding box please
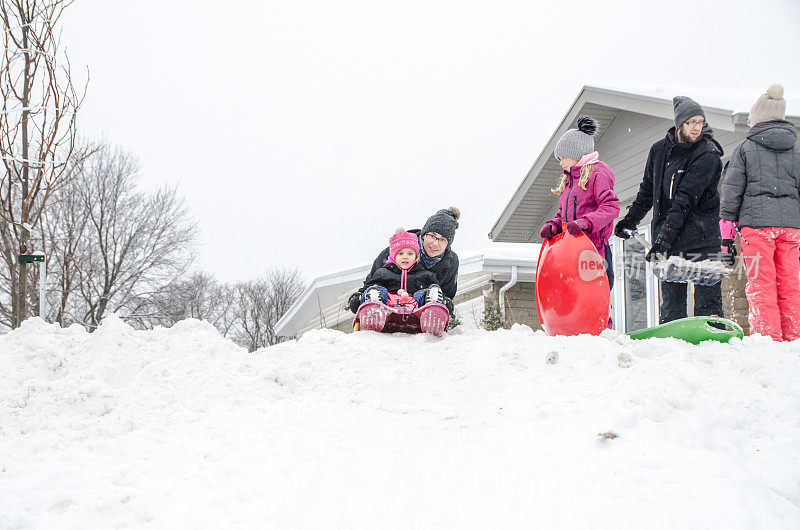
[13,15,31,328]
[94,294,109,329]
[14,243,27,327]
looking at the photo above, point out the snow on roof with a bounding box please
[457,241,541,264]
[593,83,800,117]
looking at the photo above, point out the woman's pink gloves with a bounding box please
[720,219,738,265]
[720,219,737,240]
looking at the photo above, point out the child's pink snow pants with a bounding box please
[740,227,800,341]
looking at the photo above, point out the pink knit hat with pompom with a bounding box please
[388,228,420,264]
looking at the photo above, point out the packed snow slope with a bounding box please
[2,316,800,529]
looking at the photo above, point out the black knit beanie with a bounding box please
[421,207,461,245]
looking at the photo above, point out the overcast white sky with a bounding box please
[60,0,800,283]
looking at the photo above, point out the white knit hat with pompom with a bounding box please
[749,84,786,126]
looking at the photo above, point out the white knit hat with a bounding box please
[749,84,786,126]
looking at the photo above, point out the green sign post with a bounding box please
[18,253,44,263]
[17,252,47,319]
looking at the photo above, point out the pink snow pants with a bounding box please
[740,227,800,341]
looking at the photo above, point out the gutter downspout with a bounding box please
[498,265,518,321]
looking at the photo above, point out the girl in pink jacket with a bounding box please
[540,116,621,289]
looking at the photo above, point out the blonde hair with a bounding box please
[551,163,594,194]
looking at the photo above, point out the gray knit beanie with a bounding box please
[673,96,705,128]
[553,116,597,161]
[749,84,786,126]
[421,206,460,245]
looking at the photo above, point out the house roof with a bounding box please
[274,242,540,339]
[489,84,800,243]
[274,263,370,340]
[594,83,800,120]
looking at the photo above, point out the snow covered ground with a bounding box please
[2,316,800,529]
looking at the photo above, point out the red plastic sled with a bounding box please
[535,224,610,336]
[354,294,449,337]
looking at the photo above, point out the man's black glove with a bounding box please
[347,291,362,314]
[645,224,678,262]
[721,239,737,266]
[614,217,637,239]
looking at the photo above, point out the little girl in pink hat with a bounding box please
[349,229,445,310]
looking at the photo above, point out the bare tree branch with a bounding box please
[54,145,197,328]
[0,0,87,327]
[232,267,305,351]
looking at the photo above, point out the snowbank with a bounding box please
[2,316,800,528]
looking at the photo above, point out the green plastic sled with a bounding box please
[627,316,744,344]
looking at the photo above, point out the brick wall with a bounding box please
[722,268,749,335]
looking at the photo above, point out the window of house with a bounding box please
[611,226,659,333]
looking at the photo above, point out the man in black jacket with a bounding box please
[349,207,460,313]
[614,96,724,323]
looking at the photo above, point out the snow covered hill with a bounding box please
[2,316,800,529]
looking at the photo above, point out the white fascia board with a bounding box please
[584,86,735,126]
[733,111,800,130]
[584,85,740,132]
[592,83,800,121]
[275,263,370,336]
[276,279,364,338]
[461,255,538,283]
[455,254,487,277]
[484,264,537,283]
[483,257,538,268]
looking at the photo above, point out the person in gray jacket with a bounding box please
[720,84,800,341]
